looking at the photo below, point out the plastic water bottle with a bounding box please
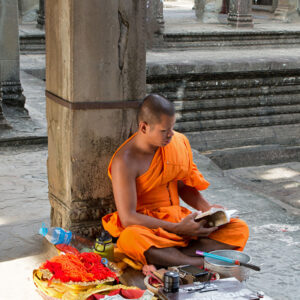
[39,223,72,245]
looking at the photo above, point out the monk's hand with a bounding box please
[175,212,218,237]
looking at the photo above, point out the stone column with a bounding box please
[228,0,253,27]
[274,0,298,22]
[0,0,26,107]
[194,0,223,23]
[146,0,164,49]
[0,101,10,129]
[46,0,146,237]
[37,0,45,29]
[18,0,39,23]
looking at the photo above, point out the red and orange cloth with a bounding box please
[103,131,249,265]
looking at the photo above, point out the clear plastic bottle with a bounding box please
[39,223,72,245]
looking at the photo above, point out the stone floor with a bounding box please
[0,145,300,299]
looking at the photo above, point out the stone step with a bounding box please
[203,144,300,169]
[175,112,300,132]
[161,30,300,50]
[175,104,300,122]
[147,48,300,150]
[172,94,300,111]
[148,76,300,95]
[19,34,45,54]
[186,124,300,152]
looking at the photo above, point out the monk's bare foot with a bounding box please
[142,264,157,276]
[145,246,204,267]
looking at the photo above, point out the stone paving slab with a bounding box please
[225,162,300,210]
[0,145,299,299]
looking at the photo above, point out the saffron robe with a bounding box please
[102,132,249,265]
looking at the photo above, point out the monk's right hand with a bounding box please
[174,212,218,237]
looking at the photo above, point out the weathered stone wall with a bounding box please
[46,0,146,237]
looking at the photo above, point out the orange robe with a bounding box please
[102,132,249,265]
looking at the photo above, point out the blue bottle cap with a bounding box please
[39,223,48,236]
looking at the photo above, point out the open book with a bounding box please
[194,208,237,227]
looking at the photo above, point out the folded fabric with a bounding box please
[113,248,143,271]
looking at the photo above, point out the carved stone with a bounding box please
[0,0,26,107]
[1,81,26,107]
[37,0,45,29]
[46,0,146,237]
[146,0,164,49]
[228,0,253,28]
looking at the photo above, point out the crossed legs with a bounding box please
[144,238,236,267]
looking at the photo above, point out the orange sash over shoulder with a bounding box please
[102,132,249,265]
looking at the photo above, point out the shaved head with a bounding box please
[138,94,175,126]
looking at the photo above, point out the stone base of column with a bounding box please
[0,101,11,129]
[274,7,298,22]
[228,13,254,28]
[0,113,10,129]
[49,193,115,238]
[37,15,45,29]
[0,81,26,107]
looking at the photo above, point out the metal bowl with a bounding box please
[204,250,251,282]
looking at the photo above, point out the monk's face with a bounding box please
[148,114,176,147]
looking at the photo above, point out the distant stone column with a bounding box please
[228,0,253,28]
[274,0,298,22]
[0,101,9,129]
[46,0,146,237]
[37,0,45,29]
[194,0,223,23]
[146,0,164,48]
[0,0,26,107]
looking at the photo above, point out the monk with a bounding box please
[102,94,249,267]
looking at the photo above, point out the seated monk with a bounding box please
[102,94,249,267]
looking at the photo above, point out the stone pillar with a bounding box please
[37,0,45,29]
[146,0,164,49]
[228,0,253,27]
[0,101,10,129]
[0,0,26,107]
[18,0,39,23]
[46,0,146,237]
[274,0,298,22]
[194,0,223,23]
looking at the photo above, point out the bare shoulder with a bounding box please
[111,143,138,179]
